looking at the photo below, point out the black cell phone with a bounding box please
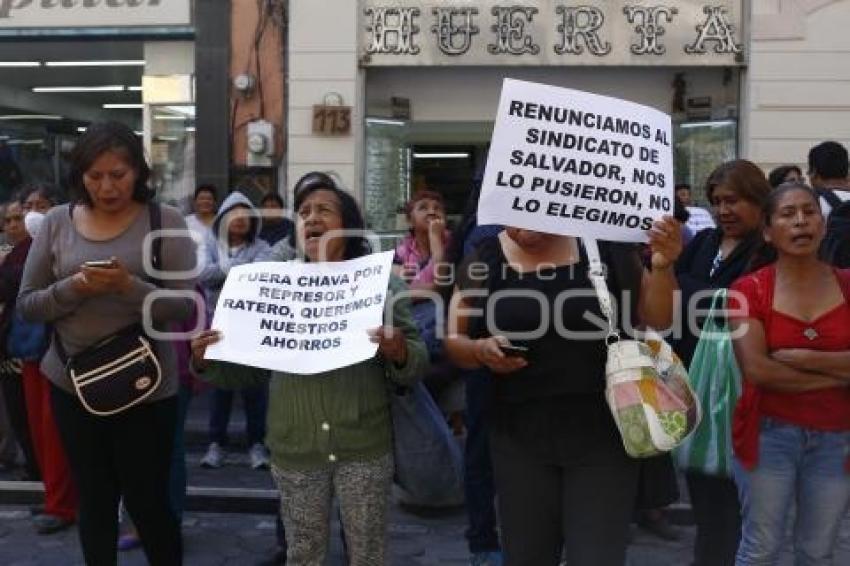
[499,344,529,358]
[83,259,116,269]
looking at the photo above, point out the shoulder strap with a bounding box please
[148,202,163,288]
[584,238,619,340]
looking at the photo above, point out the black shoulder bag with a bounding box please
[56,203,164,416]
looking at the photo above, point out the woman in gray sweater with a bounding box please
[17,121,197,566]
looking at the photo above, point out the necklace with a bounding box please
[803,327,819,341]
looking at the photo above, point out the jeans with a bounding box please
[209,383,268,446]
[733,418,850,566]
[463,368,500,554]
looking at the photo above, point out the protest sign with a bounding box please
[205,251,395,375]
[479,79,674,243]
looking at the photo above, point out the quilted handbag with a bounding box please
[585,239,701,458]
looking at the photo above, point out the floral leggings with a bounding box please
[271,453,393,566]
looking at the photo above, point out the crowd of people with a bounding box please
[0,120,847,566]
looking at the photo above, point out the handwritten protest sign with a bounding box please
[479,79,674,243]
[205,251,395,375]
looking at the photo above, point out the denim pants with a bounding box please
[209,382,268,446]
[733,418,850,566]
[463,368,500,554]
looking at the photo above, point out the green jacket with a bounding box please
[197,270,428,470]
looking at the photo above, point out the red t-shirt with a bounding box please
[729,265,850,469]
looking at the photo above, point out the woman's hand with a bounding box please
[74,257,133,296]
[369,326,408,365]
[474,336,528,374]
[647,215,683,270]
[191,330,222,371]
[428,218,446,259]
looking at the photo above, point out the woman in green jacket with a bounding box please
[192,175,428,566]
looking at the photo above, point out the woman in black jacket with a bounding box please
[673,159,770,566]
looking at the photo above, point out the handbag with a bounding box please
[55,203,164,416]
[6,310,48,361]
[585,238,701,458]
[389,381,464,506]
[674,289,741,477]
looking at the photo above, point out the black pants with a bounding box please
[686,472,741,566]
[0,368,40,479]
[490,427,639,566]
[51,384,182,566]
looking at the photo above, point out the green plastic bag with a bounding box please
[674,289,742,477]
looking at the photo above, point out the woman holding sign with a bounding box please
[445,217,682,566]
[191,174,428,566]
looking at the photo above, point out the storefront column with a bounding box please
[194,0,230,198]
[286,0,364,200]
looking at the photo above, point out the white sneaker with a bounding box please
[249,443,270,470]
[200,442,223,468]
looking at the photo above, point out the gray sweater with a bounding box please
[17,203,197,399]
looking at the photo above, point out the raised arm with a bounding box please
[638,216,683,329]
[17,211,88,323]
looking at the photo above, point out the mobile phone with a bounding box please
[83,259,116,269]
[499,344,529,358]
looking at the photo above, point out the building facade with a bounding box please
[288,0,747,235]
[748,0,850,174]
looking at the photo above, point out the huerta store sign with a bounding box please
[362,0,744,66]
[0,0,191,28]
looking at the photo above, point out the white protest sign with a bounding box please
[205,251,395,375]
[479,79,674,243]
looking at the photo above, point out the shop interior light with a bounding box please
[366,117,406,126]
[154,114,188,121]
[33,85,125,93]
[127,86,143,92]
[185,126,196,132]
[8,139,44,145]
[77,127,87,133]
[679,120,737,129]
[0,61,41,67]
[164,105,196,117]
[45,60,145,67]
[0,114,62,120]
[413,152,471,159]
[156,135,179,142]
[102,103,144,109]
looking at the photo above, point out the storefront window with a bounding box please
[0,39,194,207]
[674,120,738,204]
[364,117,411,233]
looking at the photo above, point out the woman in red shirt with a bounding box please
[730,183,850,565]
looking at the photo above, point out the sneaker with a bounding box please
[33,514,74,535]
[201,442,224,468]
[470,550,503,566]
[249,443,270,470]
[118,532,142,552]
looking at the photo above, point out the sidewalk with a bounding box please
[0,389,848,564]
[0,503,698,565]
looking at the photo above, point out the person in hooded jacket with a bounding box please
[199,191,272,470]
